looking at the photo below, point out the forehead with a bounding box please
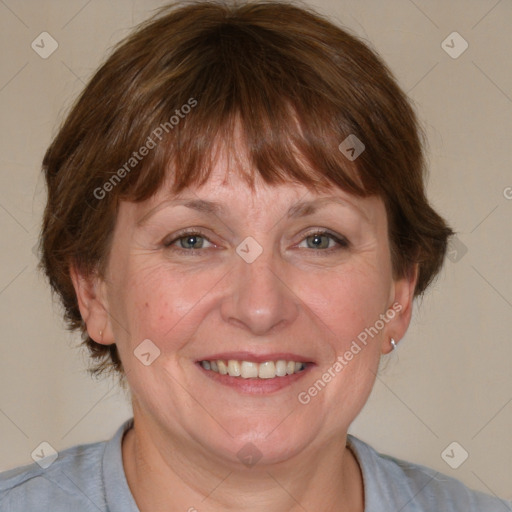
[123,131,384,229]
[150,136,353,205]
[145,145,331,203]
[128,168,385,240]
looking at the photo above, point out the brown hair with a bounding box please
[39,0,453,380]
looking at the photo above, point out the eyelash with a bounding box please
[163,229,350,256]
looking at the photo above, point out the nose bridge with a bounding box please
[221,237,299,336]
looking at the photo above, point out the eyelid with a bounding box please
[162,228,216,248]
[298,228,350,249]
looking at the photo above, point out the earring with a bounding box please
[99,330,103,341]
[390,338,397,351]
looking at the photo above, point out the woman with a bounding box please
[0,1,509,510]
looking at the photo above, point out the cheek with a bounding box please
[299,261,392,348]
[110,260,225,351]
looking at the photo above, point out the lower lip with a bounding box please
[196,362,314,394]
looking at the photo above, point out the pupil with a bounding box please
[309,234,328,249]
[187,235,198,248]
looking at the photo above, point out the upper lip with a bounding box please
[196,351,315,364]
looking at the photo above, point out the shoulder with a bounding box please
[347,435,512,512]
[0,439,107,512]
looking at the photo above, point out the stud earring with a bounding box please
[390,338,397,351]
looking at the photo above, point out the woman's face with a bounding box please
[76,146,415,466]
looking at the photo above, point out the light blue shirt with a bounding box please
[1,418,510,511]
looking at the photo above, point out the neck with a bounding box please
[121,416,364,512]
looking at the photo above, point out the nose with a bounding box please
[220,244,300,336]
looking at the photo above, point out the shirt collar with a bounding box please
[102,417,139,512]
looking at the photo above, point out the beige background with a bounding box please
[1,0,511,502]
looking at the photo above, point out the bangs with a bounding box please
[111,16,374,204]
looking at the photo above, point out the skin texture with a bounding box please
[71,142,417,512]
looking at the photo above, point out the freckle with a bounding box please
[145,302,149,308]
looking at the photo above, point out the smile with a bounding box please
[200,359,307,379]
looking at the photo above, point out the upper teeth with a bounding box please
[201,359,306,379]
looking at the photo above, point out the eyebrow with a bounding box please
[136,198,226,227]
[137,196,366,226]
[286,197,361,218]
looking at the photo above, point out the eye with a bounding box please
[163,230,215,254]
[163,228,349,256]
[298,230,349,252]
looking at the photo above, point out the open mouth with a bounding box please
[198,359,309,379]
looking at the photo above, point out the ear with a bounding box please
[69,263,115,345]
[381,263,419,354]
